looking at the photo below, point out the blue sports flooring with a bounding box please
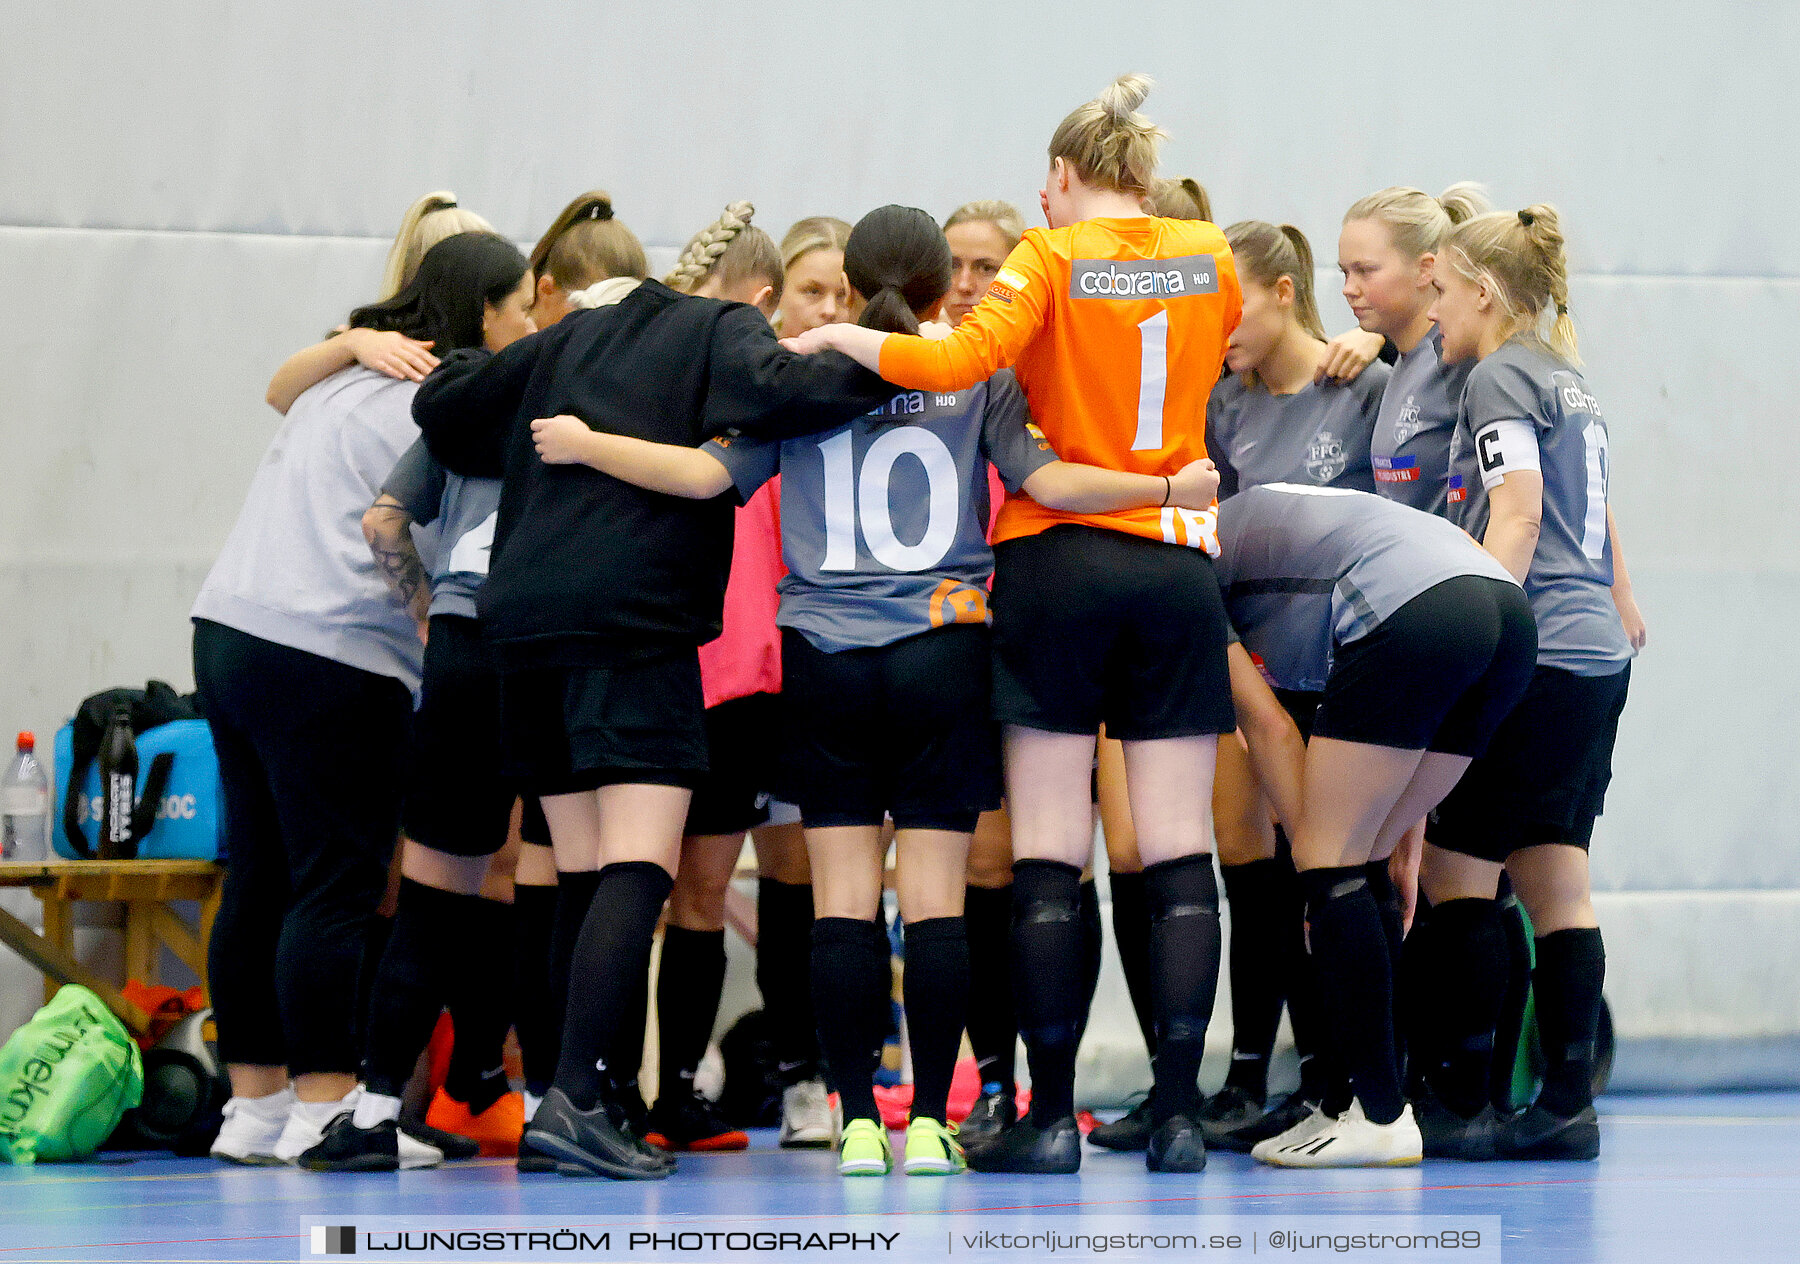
[2,1094,1797,1263]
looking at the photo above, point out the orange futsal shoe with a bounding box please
[424,1087,525,1157]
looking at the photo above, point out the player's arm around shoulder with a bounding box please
[531,414,734,500]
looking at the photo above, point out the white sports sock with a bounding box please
[291,1089,358,1130]
[522,1091,543,1123]
[353,1091,403,1129]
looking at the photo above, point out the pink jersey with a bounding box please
[698,478,785,708]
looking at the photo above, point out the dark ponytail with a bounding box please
[844,205,952,335]
[348,231,530,354]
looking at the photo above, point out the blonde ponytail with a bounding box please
[1048,73,1167,196]
[1225,220,1326,342]
[1144,176,1212,222]
[530,191,648,292]
[1443,204,1580,365]
[379,191,493,300]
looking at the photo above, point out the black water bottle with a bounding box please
[97,701,138,860]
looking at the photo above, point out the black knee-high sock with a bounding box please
[1219,858,1289,1100]
[1144,854,1222,1122]
[963,884,1017,1093]
[757,878,819,1079]
[548,870,603,1091]
[1398,896,1435,1098]
[552,862,673,1112]
[512,883,558,1097]
[1533,928,1606,1116]
[1362,861,1407,1084]
[610,951,652,1108]
[657,925,727,1105]
[811,917,889,1124]
[1413,897,1509,1119]
[1490,889,1534,1112]
[1108,870,1156,1058]
[902,917,969,1124]
[1010,859,1085,1124]
[1299,866,1404,1125]
[1277,839,1331,1103]
[1076,879,1102,1042]
[444,895,519,1115]
[363,879,472,1098]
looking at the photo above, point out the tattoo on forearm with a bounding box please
[373,539,428,612]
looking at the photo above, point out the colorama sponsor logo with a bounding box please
[1069,254,1219,300]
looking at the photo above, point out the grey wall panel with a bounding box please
[3,4,1796,274]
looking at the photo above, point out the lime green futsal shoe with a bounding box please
[838,1118,893,1176]
[903,1116,966,1175]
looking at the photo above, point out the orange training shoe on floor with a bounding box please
[643,1090,751,1152]
[424,1087,525,1157]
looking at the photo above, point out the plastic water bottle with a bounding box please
[2,732,50,861]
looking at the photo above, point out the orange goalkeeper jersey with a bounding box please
[879,216,1241,552]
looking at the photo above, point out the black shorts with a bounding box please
[498,650,709,797]
[1273,688,1324,741]
[684,692,780,837]
[782,624,1001,832]
[1428,662,1631,863]
[1311,576,1537,757]
[402,615,515,857]
[991,525,1235,741]
[520,795,551,847]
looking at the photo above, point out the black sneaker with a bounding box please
[1213,1093,1317,1153]
[298,1114,443,1172]
[645,1091,750,1152]
[519,1088,674,1180]
[1196,1085,1265,1147]
[965,1115,1081,1174]
[1087,1096,1154,1152]
[1145,1113,1207,1173]
[958,1085,1018,1149]
[399,1115,480,1162]
[1414,1085,1499,1160]
[1497,1103,1599,1161]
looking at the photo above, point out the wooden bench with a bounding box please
[0,859,222,1038]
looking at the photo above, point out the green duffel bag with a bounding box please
[0,985,145,1164]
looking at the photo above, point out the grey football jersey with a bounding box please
[383,438,500,622]
[1206,362,1388,499]
[705,369,1056,653]
[1371,329,1472,514]
[1214,483,1517,692]
[1446,340,1631,676]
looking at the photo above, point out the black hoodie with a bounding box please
[414,280,889,669]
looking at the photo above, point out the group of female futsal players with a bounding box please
[192,73,1642,1182]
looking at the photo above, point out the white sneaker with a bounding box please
[1259,1100,1422,1168]
[1251,1104,1335,1163]
[779,1079,837,1148]
[211,1087,295,1165]
[274,1086,363,1164]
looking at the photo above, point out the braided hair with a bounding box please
[664,202,782,305]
